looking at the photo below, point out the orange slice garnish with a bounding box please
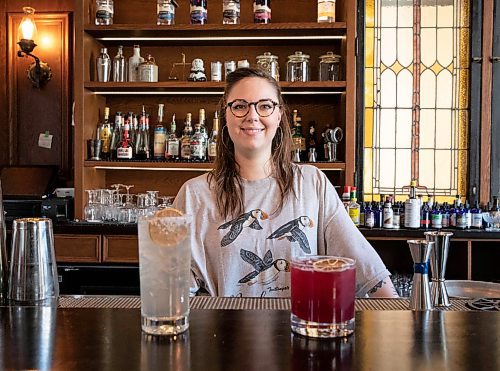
[313,258,349,272]
[148,208,188,247]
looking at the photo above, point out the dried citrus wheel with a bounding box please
[148,208,188,247]
[155,207,183,217]
[313,258,348,272]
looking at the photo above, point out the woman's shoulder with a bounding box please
[180,173,211,192]
[293,164,326,181]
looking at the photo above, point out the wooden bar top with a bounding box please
[0,305,498,370]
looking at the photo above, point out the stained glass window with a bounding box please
[364,0,470,202]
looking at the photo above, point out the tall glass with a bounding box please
[291,255,356,338]
[138,214,191,336]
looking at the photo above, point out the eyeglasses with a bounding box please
[226,99,279,118]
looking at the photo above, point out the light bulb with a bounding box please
[18,7,37,41]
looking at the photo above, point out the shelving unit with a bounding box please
[75,0,357,218]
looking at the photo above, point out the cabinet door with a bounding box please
[54,234,101,262]
[103,235,139,263]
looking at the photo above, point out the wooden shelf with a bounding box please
[84,22,347,43]
[85,161,346,171]
[84,81,347,94]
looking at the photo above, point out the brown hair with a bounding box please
[208,67,296,219]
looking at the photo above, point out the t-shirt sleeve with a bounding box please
[317,171,391,297]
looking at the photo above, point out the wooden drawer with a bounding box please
[103,235,138,263]
[54,234,101,263]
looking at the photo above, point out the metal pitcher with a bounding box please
[8,218,59,306]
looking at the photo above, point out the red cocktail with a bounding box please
[291,256,356,338]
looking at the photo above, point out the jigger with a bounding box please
[425,231,453,307]
[407,239,435,311]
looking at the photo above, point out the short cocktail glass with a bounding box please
[138,213,191,336]
[291,255,356,338]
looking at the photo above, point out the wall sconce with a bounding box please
[17,7,52,88]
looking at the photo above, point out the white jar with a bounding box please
[128,45,144,82]
[138,54,159,82]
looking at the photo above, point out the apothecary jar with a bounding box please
[256,52,280,81]
[286,51,310,82]
[319,51,341,81]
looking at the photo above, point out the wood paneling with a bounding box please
[54,234,101,262]
[103,235,138,263]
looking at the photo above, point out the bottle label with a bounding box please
[348,208,360,226]
[181,143,191,159]
[116,147,133,159]
[254,5,271,22]
[168,141,179,157]
[190,7,207,23]
[471,213,483,228]
[158,9,175,21]
[191,143,204,159]
[365,213,375,228]
[318,1,336,19]
[392,214,400,229]
[383,209,393,228]
[431,213,443,229]
[404,199,420,228]
[208,142,217,158]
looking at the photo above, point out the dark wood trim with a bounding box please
[0,0,7,165]
[491,0,500,198]
[480,0,494,204]
[356,0,365,197]
[345,0,357,187]
[469,0,483,205]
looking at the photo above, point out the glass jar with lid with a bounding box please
[286,51,310,82]
[256,52,279,81]
[319,52,341,81]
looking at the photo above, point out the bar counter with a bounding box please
[1,297,498,370]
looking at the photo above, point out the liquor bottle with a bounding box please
[291,111,306,160]
[455,204,467,230]
[128,45,144,82]
[430,205,443,229]
[180,113,193,160]
[399,201,405,228]
[404,180,420,229]
[116,122,134,159]
[374,202,383,228]
[130,113,138,147]
[464,201,472,229]
[317,0,335,23]
[208,111,219,161]
[392,202,401,229]
[190,121,206,161]
[166,114,180,160]
[109,111,123,159]
[98,107,112,160]
[95,0,114,25]
[112,45,127,82]
[365,203,375,228]
[449,198,459,228]
[254,0,271,24]
[383,197,394,229]
[190,0,208,25]
[153,104,167,160]
[307,121,318,152]
[359,202,366,227]
[470,201,483,229]
[341,185,351,210]
[135,112,150,160]
[157,0,177,25]
[223,0,240,24]
[420,202,430,229]
[441,202,450,228]
[483,201,492,229]
[348,197,360,227]
[199,108,209,159]
[96,48,111,82]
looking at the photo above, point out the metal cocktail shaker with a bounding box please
[97,47,111,82]
[425,231,453,307]
[408,239,434,310]
[0,179,8,304]
[8,218,59,306]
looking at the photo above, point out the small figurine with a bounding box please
[188,58,207,82]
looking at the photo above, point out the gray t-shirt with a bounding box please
[173,164,390,297]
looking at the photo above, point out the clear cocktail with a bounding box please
[291,255,356,338]
[138,211,191,335]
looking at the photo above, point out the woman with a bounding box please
[173,67,398,298]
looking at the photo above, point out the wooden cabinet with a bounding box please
[74,0,357,218]
[103,235,138,263]
[54,234,101,262]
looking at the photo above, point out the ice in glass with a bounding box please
[291,255,356,338]
[138,210,191,335]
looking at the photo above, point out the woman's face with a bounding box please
[225,77,282,158]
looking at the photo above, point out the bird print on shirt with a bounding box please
[267,216,315,253]
[218,209,269,247]
[238,249,290,285]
